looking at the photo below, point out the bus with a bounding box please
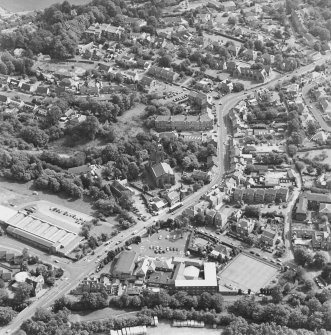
[169,202,183,213]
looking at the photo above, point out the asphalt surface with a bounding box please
[2,55,330,335]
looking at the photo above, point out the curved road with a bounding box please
[2,55,330,335]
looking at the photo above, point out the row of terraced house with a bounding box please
[232,187,289,204]
[155,114,213,131]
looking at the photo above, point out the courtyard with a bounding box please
[218,253,279,293]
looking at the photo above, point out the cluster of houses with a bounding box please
[294,192,331,250]
[0,250,45,295]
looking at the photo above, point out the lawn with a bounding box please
[218,253,279,293]
[298,149,331,166]
[114,103,147,140]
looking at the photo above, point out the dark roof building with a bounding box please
[112,251,137,279]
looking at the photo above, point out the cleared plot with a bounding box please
[218,253,278,292]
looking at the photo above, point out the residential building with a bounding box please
[243,188,255,204]
[155,114,213,132]
[295,197,308,221]
[147,66,179,83]
[220,1,236,11]
[164,191,180,206]
[276,188,289,203]
[261,229,277,246]
[235,218,254,236]
[26,275,44,296]
[233,66,270,83]
[139,76,156,92]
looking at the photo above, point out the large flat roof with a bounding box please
[6,211,81,254]
[0,205,18,222]
[175,262,217,287]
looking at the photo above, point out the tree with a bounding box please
[118,194,134,210]
[228,17,237,25]
[20,127,49,147]
[46,106,62,126]
[287,144,297,157]
[271,285,283,303]
[232,82,245,92]
[158,55,172,68]
[80,116,100,140]
[22,248,29,261]
[295,161,305,172]
[313,252,328,269]
[127,162,139,181]
[293,247,312,267]
[0,307,17,326]
[14,282,33,304]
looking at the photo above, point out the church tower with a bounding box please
[149,144,164,166]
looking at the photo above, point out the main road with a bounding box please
[2,55,329,335]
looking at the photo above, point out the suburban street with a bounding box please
[302,81,331,132]
[2,55,330,334]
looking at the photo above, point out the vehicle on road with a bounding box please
[169,202,183,213]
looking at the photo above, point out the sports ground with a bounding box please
[218,253,279,292]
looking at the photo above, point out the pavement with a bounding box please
[2,55,330,334]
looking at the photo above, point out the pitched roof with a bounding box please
[151,162,174,178]
[113,251,137,275]
[262,229,276,239]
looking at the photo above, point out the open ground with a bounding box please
[298,149,331,166]
[130,228,189,258]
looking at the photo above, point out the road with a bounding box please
[2,55,330,335]
[302,81,331,132]
[282,169,302,262]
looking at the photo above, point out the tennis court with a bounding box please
[218,253,279,292]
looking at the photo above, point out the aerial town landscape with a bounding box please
[0,0,331,334]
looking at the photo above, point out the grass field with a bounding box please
[218,253,278,292]
[0,0,90,12]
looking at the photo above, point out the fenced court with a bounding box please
[218,253,279,292]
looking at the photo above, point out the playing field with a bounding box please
[218,253,278,292]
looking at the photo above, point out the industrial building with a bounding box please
[0,205,83,256]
